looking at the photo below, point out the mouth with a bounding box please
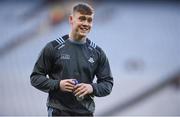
[79,26,89,33]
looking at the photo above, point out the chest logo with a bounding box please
[88,57,94,63]
[60,54,70,60]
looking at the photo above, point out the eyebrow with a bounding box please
[79,16,92,21]
[79,16,86,19]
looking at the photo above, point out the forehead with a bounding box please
[73,11,94,18]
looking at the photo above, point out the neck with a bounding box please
[69,32,86,42]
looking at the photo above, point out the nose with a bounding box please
[82,20,89,26]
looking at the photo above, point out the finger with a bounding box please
[79,90,88,97]
[65,89,74,92]
[67,80,76,85]
[65,86,74,90]
[65,86,75,92]
[66,80,76,86]
[75,88,86,96]
[74,85,84,94]
[74,83,82,89]
[65,83,75,87]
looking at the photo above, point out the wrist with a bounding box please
[54,80,61,91]
[88,84,93,94]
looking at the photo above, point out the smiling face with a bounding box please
[69,11,94,41]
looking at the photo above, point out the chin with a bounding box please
[79,33,87,38]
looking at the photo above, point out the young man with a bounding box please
[30,3,113,116]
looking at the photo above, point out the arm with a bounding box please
[30,42,60,93]
[91,49,114,97]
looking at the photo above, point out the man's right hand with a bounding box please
[59,79,75,92]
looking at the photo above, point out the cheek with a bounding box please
[89,24,92,30]
[72,23,78,30]
[77,21,83,26]
[90,22,93,27]
[73,21,80,27]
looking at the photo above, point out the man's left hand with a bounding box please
[73,83,93,98]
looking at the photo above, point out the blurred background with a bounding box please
[0,0,180,116]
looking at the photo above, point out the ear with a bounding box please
[69,15,73,24]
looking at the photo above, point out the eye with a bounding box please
[87,18,92,23]
[79,16,86,21]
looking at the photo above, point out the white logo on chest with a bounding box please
[88,57,94,63]
[60,54,70,60]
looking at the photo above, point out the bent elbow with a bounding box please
[30,75,38,87]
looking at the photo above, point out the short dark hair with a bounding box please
[72,3,94,15]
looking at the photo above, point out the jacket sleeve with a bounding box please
[91,49,114,97]
[30,42,60,93]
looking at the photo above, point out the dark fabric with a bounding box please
[48,107,93,116]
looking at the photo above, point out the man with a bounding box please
[30,3,113,116]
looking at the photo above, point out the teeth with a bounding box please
[80,27,88,31]
[81,28,87,31]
